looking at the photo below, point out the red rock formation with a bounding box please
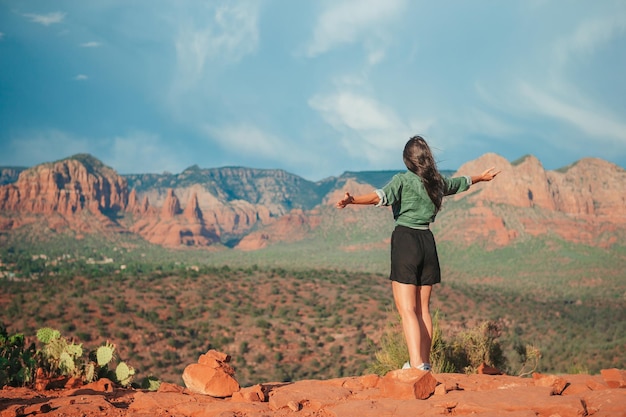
[235,209,321,250]
[0,156,128,232]
[160,189,181,219]
[454,154,626,219]
[446,154,626,247]
[183,193,202,221]
[130,189,220,247]
[127,190,152,216]
[1,153,624,249]
[182,350,240,397]
[2,368,625,416]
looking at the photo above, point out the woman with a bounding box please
[336,135,500,371]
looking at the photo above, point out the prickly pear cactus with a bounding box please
[36,328,60,344]
[84,362,95,383]
[45,337,67,361]
[115,361,135,387]
[59,351,75,374]
[66,343,83,358]
[141,376,161,391]
[96,343,115,367]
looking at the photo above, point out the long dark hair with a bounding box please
[403,136,444,210]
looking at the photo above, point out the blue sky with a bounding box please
[1,1,625,181]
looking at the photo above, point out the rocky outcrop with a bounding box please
[446,154,626,247]
[182,350,240,397]
[129,189,219,247]
[160,189,181,219]
[126,189,150,215]
[235,209,322,250]
[2,368,625,416]
[454,154,626,218]
[183,193,202,221]
[1,152,625,249]
[0,155,128,232]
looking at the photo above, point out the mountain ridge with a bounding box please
[0,153,624,249]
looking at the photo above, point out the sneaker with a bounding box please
[416,363,432,371]
[402,361,411,370]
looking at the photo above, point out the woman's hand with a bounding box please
[471,167,501,184]
[336,192,354,209]
[480,167,501,182]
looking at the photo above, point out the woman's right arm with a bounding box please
[336,192,381,208]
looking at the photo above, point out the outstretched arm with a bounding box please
[336,191,380,209]
[471,167,500,184]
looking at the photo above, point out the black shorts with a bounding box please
[389,225,441,286]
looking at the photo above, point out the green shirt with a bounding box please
[376,171,471,229]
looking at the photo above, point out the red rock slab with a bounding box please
[231,384,266,402]
[131,392,269,417]
[34,395,121,417]
[379,369,438,400]
[435,373,535,392]
[532,373,568,395]
[267,379,352,411]
[442,385,585,416]
[327,398,438,417]
[582,388,626,417]
[601,368,626,388]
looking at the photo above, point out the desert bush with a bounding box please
[447,321,507,374]
[0,324,37,386]
[513,342,542,377]
[369,314,507,375]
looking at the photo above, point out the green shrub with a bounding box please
[448,321,507,374]
[369,315,508,374]
[0,324,37,386]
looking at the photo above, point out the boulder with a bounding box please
[379,369,438,400]
[182,349,240,397]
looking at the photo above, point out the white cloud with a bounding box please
[174,3,259,86]
[203,123,289,160]
[554,15,626,67]
[110,131,184,174]
[0,32,4,41]
[80,41,101,48]
[310,91,397,132]
[519,82,626,145]
[23,12,66,26]
[74,74,88,81]
[309,91,414,166]
[306,0,406,57]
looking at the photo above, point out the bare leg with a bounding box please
[392,281,433,367]
[418,285,433,364]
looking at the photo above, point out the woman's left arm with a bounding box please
[470,167,501,184]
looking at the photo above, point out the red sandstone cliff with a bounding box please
[0,155,127,232]
[1,153,624,249]
[443,154,626,247]
[129,189,220,247]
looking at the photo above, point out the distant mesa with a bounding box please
[0,152,624,249]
